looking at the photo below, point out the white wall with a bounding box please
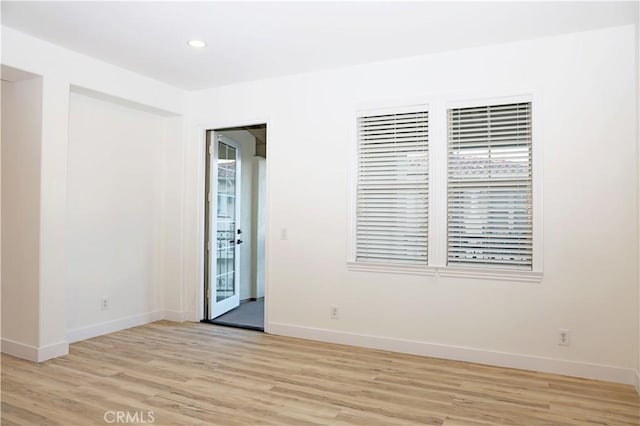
[65,90,174,337]
[1,27,185,116]
[185,25,638,383]
[1,27,187,355]
[159,116,186,321]
[1,77,43,349]
[636,8,640,390]
[1,22,637,385]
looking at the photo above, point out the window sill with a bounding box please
[437,267,543,283]
[346,261,436,276]
[347,262,543,283]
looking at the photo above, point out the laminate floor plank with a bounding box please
[1,321,638,426]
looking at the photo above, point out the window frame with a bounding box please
[354,104,432,267]
[347,93,543,282]
[446,100,534,271]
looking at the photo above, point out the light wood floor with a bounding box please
[1,321,639,425]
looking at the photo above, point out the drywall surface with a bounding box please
[636,11,640,389]
[1,27,185,116]
[0,78,43,347]
[158,116,185,321]
[66,91,167,334]
[1,26,188,349]
[185,26,638,380]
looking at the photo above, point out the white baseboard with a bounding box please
[37,340,69,361]
[66,311,164,343]
[634,370,640,395]
[163,310,185,322]
[183,311,200,322]
[1,338,38,361]
[268,322,637,386]
[4,310,191,362]
[1,338,69,362]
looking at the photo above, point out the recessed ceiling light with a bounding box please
[188,40,207,48]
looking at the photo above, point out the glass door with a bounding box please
[208,133,241,319]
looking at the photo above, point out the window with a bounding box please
[447,102,533,270]
[355,108,429,264]
[349,97,540,280]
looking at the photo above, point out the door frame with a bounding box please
[205,132,242,320]
[197,119,270,331]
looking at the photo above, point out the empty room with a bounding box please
[1,1,640,425]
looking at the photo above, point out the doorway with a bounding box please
[203,124,267,331]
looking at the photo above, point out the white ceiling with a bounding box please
[1,1,637,91]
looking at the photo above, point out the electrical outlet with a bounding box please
[330,306,338,319]
[558,329,570,346]
[280,228,288,240]
[101,297,109,311]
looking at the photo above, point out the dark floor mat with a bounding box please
[209,299,264,331]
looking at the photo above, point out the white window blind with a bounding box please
[447,102,532,270]
[356,109,429,264]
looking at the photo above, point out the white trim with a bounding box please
[347,90,543,279]
[195,118,271,332]
[347,261,435,276]
[208,132,242,319]
[163,310,185,322]
[268,322,637,386]
[446,93,534,110]
[1,338,69,362]
[1,338,38,361]
[183,310,200,322]
[37,340,69,362]
[634,370,640,395]
[348,263,542,282]
[443,93,541,273]
[262,123,271,334]
[437,266,543,283]
[66,311,164,343]
[348,100,432,264]
[3,310,193,362]
[428,102,447,267]
[531,91,544,273]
